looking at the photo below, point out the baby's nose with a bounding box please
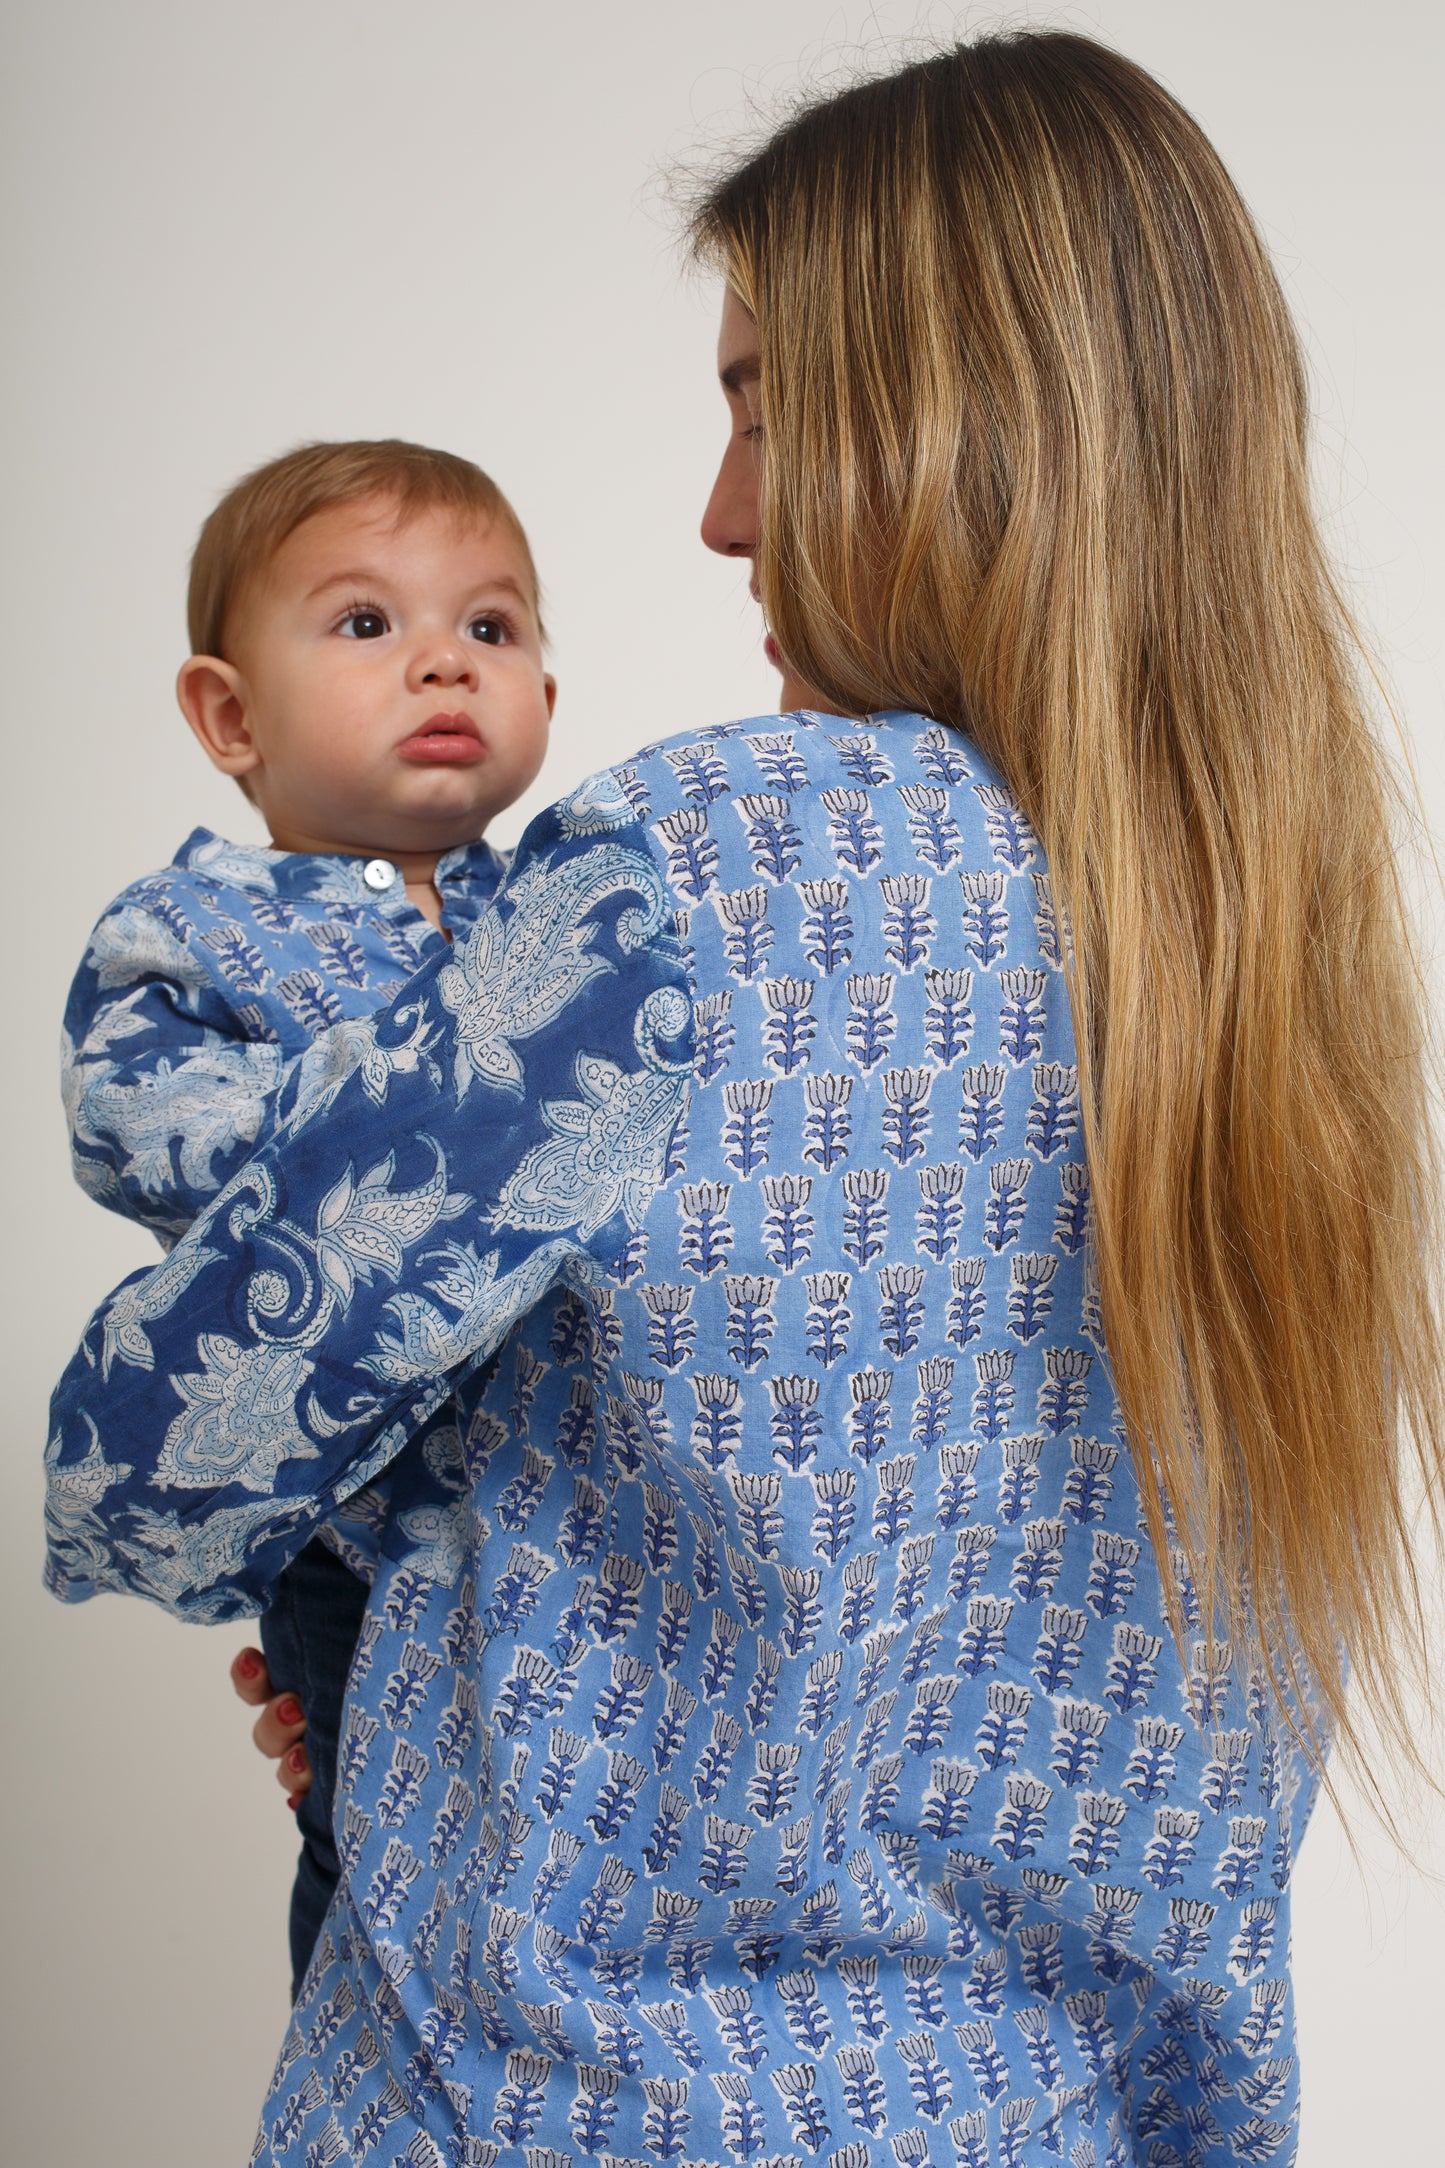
[422,645,475,683]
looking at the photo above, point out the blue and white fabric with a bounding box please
[63,826,507,1242]
[46,711,1312,2166]
[60,826,507,1576]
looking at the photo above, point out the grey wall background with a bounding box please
[3,1,1441,2158]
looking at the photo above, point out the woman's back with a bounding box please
[257,705,1299,2162]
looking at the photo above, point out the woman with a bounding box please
[45,30,1442,2164]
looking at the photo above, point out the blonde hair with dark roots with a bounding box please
[187,437,542,660]
[694,30,1444,1790]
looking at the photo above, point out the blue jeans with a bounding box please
[259,1540,371,1998]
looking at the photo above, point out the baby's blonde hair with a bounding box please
[187,437,542,660]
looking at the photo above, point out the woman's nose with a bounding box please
[701,439,760,560]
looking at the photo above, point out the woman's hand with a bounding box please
[230,1646,312,1808]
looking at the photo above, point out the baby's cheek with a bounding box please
[510,699,554,777]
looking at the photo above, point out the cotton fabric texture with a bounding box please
[62,826,506,1239]
[59,823,508,1975]
[60,822,508,1572]
[46,710,1310,2166]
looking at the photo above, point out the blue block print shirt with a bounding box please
[60,824,507,1573]
[47,712,1312,2168]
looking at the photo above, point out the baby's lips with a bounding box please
[416,710,482,741]
[395,715,488,763]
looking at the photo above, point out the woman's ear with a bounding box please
[176,654,261,778]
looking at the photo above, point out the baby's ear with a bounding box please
[176,655,260,778]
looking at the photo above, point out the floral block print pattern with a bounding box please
[46,712,1311,2166]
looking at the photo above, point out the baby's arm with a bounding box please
[63,888,404,1578]
[45,793,693,1622]
[63,897,302,1245]
[62,887,407,1838]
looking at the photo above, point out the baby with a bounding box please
[61,438,554,1995]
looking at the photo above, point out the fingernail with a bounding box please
[286,1793,300,1812]
[287,1747,307,1774]
[236,1651,261,1679]
[276,1699,303,1727]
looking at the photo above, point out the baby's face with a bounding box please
[222,494,554,856]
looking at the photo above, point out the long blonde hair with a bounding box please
[694,30,1443,1781]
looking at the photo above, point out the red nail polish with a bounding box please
[286,1793,300,1812]
[276,1699,303,1727]
[236,1651,260,1678]
[287,1747,306,1773]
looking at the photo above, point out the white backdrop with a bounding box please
[2,2,1441,2159]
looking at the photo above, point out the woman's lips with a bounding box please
[396,714,485,765]
[750,577,785,674]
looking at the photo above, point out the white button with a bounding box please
[362,858,396,891]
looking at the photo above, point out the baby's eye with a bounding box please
[337,607,389,639]
[467,614,509,646]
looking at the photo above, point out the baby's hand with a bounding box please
[231,1646,311,1808]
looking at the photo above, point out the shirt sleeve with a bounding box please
[62,897,301,1244]
[45,782,694,1622]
